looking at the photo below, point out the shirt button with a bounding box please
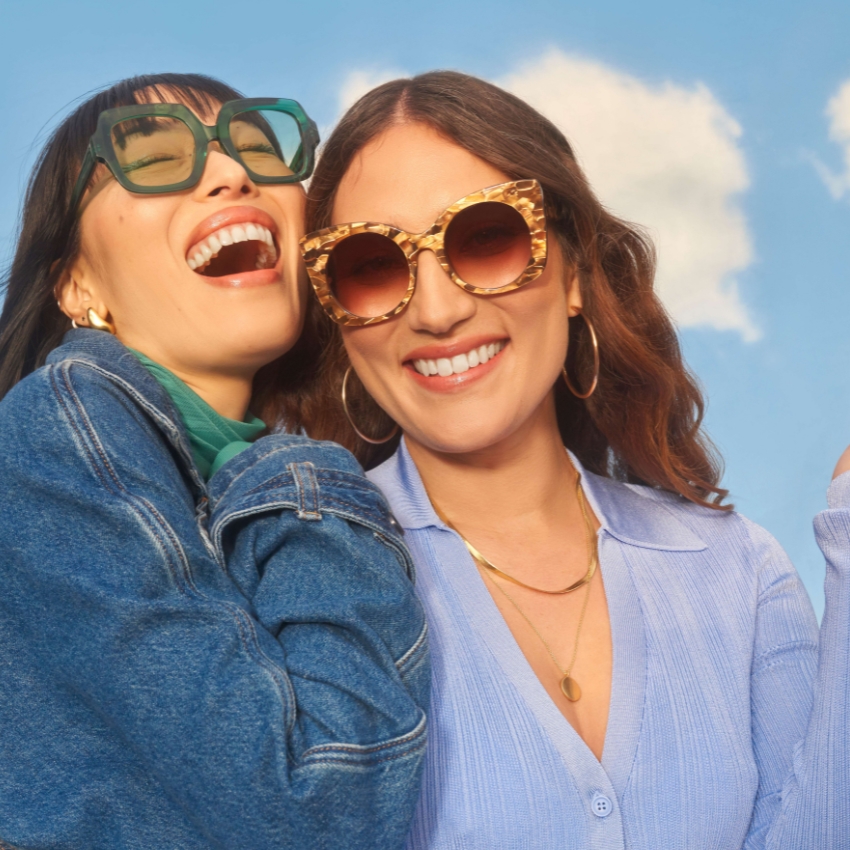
[591,793,613,818]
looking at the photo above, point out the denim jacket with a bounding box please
[0,330,429,849]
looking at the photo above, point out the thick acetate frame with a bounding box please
[70,98,319,211]
[300,179,548,327]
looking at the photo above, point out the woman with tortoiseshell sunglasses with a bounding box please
[297,71,850,849]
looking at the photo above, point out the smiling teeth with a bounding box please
[413,341,506,377]
[186,223,277,272]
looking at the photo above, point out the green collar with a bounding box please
[130,349,266,480]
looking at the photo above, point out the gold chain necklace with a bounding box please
[429,465,599,701]
[432,470,597,595]
[487,569,591,701]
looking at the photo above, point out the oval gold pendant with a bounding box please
[560,675,581,702]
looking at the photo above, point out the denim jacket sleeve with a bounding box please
[0,360,427,850]
[207,437,431,837]
[742,475,850,848]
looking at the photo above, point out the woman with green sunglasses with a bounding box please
[0,73,428,848]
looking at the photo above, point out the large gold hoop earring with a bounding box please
[86,308,116,335]
[562,314,599,400]
[341,366,400,445]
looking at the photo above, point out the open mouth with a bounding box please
[186,222,278,277]
[411,340,507,377]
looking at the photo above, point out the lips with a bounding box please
[184,206,280,280]
[412,340,506,377]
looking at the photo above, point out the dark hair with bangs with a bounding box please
[0,72,320,419]
[296,70,729,510]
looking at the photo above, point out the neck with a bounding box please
[174,369,253,421]
[130,344,254,420]
[405,395,577,534]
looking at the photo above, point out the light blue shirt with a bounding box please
[369,441,850,849]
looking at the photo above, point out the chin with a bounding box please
[409,419,518,455]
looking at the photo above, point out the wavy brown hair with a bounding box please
[283,70,728,509]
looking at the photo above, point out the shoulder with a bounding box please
[594,473,796,591]
[0,351,191,498]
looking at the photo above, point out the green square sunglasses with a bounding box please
[70,98,320,212]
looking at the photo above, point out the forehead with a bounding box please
[332,122,510,232]
[133,85,222,124]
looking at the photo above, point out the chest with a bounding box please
[406,529,760,850]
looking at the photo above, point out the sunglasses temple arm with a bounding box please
[69,145,97,213]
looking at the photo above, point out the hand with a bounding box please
[833,445,850,480]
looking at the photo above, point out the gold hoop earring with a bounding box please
[562,314,599,400]
[341,366,399,445]
[86,308,116,335]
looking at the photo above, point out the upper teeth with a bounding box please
[186,223,276,271]
[413,341,506,377]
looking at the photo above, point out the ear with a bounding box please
[55,253,109,327]
[566,270,583,318]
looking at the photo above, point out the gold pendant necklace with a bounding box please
[487,571,591,701]
[428,463,598,702]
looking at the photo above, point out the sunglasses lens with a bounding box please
[230,110,303,179]
[328,233,410,318]
[111,116,196,187]
[445,201,532,289]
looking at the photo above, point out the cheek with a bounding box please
[341,324,396,380]
[80,189,175,286]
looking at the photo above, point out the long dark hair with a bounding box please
[297,70,729,509]
[0,73,320,419]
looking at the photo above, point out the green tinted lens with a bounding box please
[110,116,196,187]
[229,109,303,178]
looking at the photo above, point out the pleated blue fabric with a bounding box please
[369,441,850,850]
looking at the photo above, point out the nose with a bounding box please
[407,250,476,335]
[192,142,259,201]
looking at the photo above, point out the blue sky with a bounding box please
[3,0,850,614]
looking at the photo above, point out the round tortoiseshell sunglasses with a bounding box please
[300,179,548,326]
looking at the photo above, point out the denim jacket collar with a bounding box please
[369,437,707,553]
[46,329,205,493]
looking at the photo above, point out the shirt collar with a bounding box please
[368,438,706,552]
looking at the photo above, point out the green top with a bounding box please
[130,349,266,480]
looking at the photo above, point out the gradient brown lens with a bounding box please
[111,116,195,187]
[445,201,532,289]
[328,232,411,318]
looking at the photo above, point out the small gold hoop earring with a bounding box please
[341,366,399,445]
[562,314,599,400]
[86,308,116,335]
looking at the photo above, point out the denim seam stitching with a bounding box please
[396,621,429,672]
[53,364,188,591]
[304,743,426,767]
[51,362,298,728]
[291,461,322,520]
[301,713,427,759]
[59,358,205,491]
[211,503,406,561]
[372,529,418,584]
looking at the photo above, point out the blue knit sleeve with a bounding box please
[744,473,850,848]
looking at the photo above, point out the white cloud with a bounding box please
[338,68,407,115]
[500,51,758,340]
[333,52,758,340]
[813,79,850,200]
